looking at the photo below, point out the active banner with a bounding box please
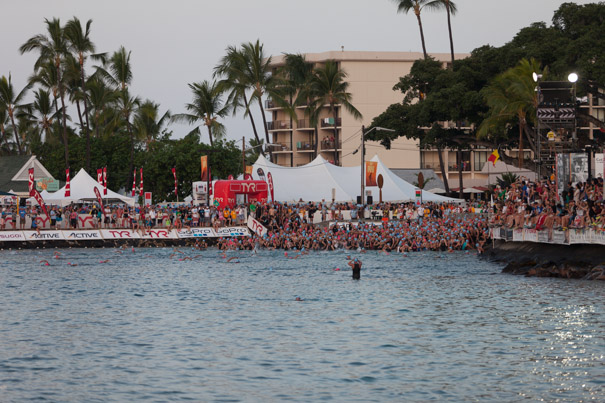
[62,230,103,241]
[23,230,65,241]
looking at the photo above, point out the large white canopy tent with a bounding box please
[36,168,135,206]
[252,154,460,203]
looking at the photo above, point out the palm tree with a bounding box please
[114,88,140,190]
[280,53,321,157]
[427,0,458,67]
[65,17,103,171]
[391,0,441,59]
[0,74,29,154]
[309,60,362,166]
[214,45,263,149]
[172,80,230,146]
[22,88,58,144]
[87,77,117,139]
[20,17,71,166]
[134,100,171,148]
[478,58,544,169]
[97,46,132,91]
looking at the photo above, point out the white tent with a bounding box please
[39,168,135,206]
[252,154,459,203]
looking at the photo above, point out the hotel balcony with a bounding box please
[266,120,292,131]
[320,140,342,150]
[297,119,315,130]
[320,117,342,128]
[448,162,472,172]
[267,142,292,153]
[296,141,315,152]
[264,99,280,110]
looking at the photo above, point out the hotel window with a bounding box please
[474,151,488,171]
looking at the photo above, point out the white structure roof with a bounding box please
[252,154,459,203]
[39,168,135,206]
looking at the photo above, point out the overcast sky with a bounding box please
[1,0,594,144]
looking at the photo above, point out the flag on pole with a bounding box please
[172,167,178,196]
[139,168,143,197]
[267,172,275,202]
[487,150,500,167]
[97,168,103,185]
[131,168,137,197]
[65,168,71,197]
[28,168,35,196]
[31,188,48,217]
[103,167,107,196]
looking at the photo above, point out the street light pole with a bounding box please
[358,126,396,205]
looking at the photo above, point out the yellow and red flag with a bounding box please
[487,150,500,167]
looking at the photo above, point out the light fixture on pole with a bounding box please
[359,126,396,205]
[568,72,578,83]
[532,72,543,82]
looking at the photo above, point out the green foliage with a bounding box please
[496,172,519,189]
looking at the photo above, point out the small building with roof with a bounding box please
[0,155,56,197]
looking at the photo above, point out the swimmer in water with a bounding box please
[348,258,362,280]
[99,259,110,263]
[226,257,240,263]
[40,260,50,266]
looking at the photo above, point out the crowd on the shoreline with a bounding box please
[490,177,605,234]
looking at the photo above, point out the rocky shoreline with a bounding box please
[486,240,605,281]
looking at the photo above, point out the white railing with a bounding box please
[490,227,605,246]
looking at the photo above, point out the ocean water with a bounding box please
[0,247,603,402]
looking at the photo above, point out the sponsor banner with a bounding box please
[552,230,566,244]
[78,214,97,229]
[36,177,60,192]
[490,228,499,239]
[537,230,550,243]
[23,230,65,241]
[505,229,513,241]
[591,229,605,245]
[524,229,538,243]
[100,229,141,239]
[140,229,178,239]
[365,161,377,187]
[62,230,103,241]
[512,229,524,242]
[215,226,249,237]
[569,228,590,244]
[247,216,268,237]
[0,231,26,242]
[177,228,217,238]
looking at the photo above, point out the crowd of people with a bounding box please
[490,176,605,234]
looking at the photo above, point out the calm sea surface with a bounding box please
[0,247,603,402]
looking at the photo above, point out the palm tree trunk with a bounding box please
[416,12,428,60]
[206,125,214,147]
[331,105,339,166]
[437,146,450,194]
[458,149,463,199]
[76,99,85,132]
[314,126,319,159]
[446,2,455,68]
[79,59,91,132]
[258,101,272,162]
[57,63,70,168]
[128,121,134,192]
[9,113,22,155]
[518,121,524,169]
[243,94,263,155]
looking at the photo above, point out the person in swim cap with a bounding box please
[348,258,362,280]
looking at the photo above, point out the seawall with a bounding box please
[486,240,605,281]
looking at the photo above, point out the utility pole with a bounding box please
[242,136,246,175]
[361,125,365,205]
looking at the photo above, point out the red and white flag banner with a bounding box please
[31,188,48,217]
[172,167,177,196]
[139,168,144,196]
[267,172,275,202]
[94,187,105,215]
[28,168,34,196]
[103,167,107,196]
[131,168,137,197]
[65,168,71,197]
[97,168,103,185]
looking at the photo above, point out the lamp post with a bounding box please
[241,140,281,173]
[358,126,396,205]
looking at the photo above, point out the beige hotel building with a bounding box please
[265,50,497,187]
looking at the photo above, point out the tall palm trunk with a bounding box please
[458,149,463,199]
[206,125,214,147]
[56,62,70,168]
[437,146,450,194]
[258,99,272,162]
[314,126,319,159]
[8,111,23,154]
[79,54,92,171]
[76,99,85,132]
[331,104,339,165]
[518,118,525,169]
[127,120,135,192]
[243,94,262,150]
[446,2,455,68]
[415,10,428,59]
